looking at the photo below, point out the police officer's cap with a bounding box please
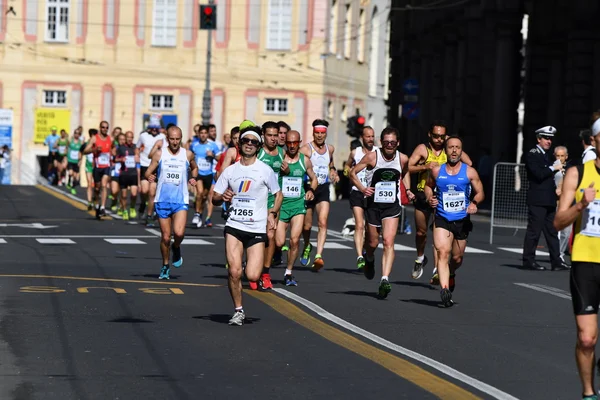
[535,125,556,138]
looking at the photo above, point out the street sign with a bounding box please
[402,78,419,94]
[404,103,419,121]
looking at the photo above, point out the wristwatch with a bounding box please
[270,211,278,218]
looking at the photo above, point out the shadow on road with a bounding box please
[193,314,260,324]
[401,298,453,308]
[327,290,380,299]
[108,317,154,323]
[392,281,437,290]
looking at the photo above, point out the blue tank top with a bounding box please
[191,141,216,176]
[435,163,470,221]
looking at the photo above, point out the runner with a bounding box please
[276,130,318,286]
[424,136,484,307]
[66,128,84,195]
[43,126,59,183]
[277,121,290,148]
[408,120,472,283]
[344,126,377,269]
[56,129,69,186]
[299,119,339,271]
[349,126,410,298]
[83,121,112,219]
[190,125,219,228]
[109,133,125,214]
[213,126,282,325]
[145,125,198,280]
[205,123,226,227]
[137,116,166,225]
[554,120,600,399]
[254,121,287,290]
[215,126,241,222]
[115,131,140,220]
[82,129,97,210]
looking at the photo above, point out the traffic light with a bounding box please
[200,5,217,30]
[346,115,365,138]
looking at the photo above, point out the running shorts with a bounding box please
[154,202,188,219]
[119,174,138,188]
[349,190,367,209]
[434,215,473,241]
[224,226,267,249]
[93,167,110,183]
[67,162,80,173]
[570,262,600,315]
[196,174,213,190]
[366,204,402,228]
[305,183,330,209]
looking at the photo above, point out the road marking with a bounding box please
[104,238,147,245]
[146,228,161,237]
[499,247,549,256]
[514,283,571,300]
[0,235,158,238]
[465,246,494,254]
[182,238,214,245]
[376,243,415,251]
[0,239,5,244]
[267,288,518,400]
[0,274,222,287]
[36,184,113,220]
[249,290,483,400]
[36,238,75,244]
[322,242,352,249]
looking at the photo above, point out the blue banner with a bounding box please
[0,109,13,184]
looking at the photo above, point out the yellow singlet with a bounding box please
[572,161,600,263]
[416,146,447,191]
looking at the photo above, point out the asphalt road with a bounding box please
[0,184,581,400]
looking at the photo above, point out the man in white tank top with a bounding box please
[349,127,411,299]
[299,119,339,271]
[146,126,198,281]
[344,126,377,270]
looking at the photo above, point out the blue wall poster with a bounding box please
[0,109,13,185]
[142,114,178,131]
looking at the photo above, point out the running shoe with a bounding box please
[129,208,137,219]
[312,254,324,271]
[87,202,93,211]
[70,188,76,195]
[192,213,200,225]
[229,310,245,326]
[95,206,101,220]
[430,267,440,286]
[172,245,183,268]
[110,204,118,212]
[249,281,258,290]
[281,244,289,252]
[440,288,453,308]
[357,256,365,270]
[449,273,456,293]
[259,273,273,290]
[412,256,428,280]
[363,254,375,280]
[300,243,313,266]
[122,210,129,221]
[159,266,170,280]
[582,395,598,400]
[117,208,123,216]
[284,274,298,286]
[378,278,391,299]
[205,218,213,228]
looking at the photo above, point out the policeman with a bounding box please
[522,126,569,271]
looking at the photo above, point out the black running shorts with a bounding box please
[224,226,268,249]
[434,215,473,241]
[414,191,433,213]
[349,190,367,209]
[93,167,110,184]
[119,174,138,188]
[570,262,600,315]
[305,183,330,209]
[366,204,402,227]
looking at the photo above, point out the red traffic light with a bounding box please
[357,116,365,125]
[203,6,213,15]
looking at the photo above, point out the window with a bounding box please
[358,8,366,63]
[340,104,347,122]
[46,0,70,42]
[150,95,174,110]
[43,90,67,106]
[343,3,352,59]
[152,0,177,47]
[264,98,288,114]
[328,0,337,54]
[266,0,292,50]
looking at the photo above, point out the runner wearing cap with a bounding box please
[522,125,569,271]
[299,119,339,271]
[213,125,282,326]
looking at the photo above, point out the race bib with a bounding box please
[58,145,66,154]
[125,156,136,169]
[357,170,368,187]
[315,165,328,185]
[164,164,183,185]
[86,153,94,163]
[282,177,302,198]
[231,197,256,222]
[97,153,110,166]
[197,158,212,171]
[442,191,466,213]
[374,181,397,203]
[581,200,600,237]
[69,150,79,161]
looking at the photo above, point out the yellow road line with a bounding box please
[35,184,111,219]
[247,291,481,400]
[0,274,222,287]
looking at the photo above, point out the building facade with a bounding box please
[0,0,389,184]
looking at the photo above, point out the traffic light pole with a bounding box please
[201,0,214,125]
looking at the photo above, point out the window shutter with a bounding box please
[279,0,292,50]
[152,0,165,46]
[266,0,280,49]
[165,0,177,46]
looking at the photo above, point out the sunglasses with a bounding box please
[431,133,446,139]
[382,140,398,147]
[240,137,260,146]
[285,140,300,145]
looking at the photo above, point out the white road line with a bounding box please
[39,183,123,220]
[514,283,571,300]
[322,242,352,249]
[104,238,147,244]
[499,247,550,256]
[182,239,214,245]
[377,243,415,251]
[36,238,75,244]
[145,228,161,237]
[465,246,494,254]
[274,288,518,400]
[0,239,6,244]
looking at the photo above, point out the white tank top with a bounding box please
[368,148,402,208]
[309,142,331,185]
[155,147,189,205]
[352,146,377,191]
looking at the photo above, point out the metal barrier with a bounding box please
[489,162,529,244]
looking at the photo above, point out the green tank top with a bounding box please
[279,153,307,202]
[258,147,284,175]
[57,139,69,155]
[67,140,82,163]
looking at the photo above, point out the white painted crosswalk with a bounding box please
[36,238,75,244]
[498,247,550,257]
[104,238,146,244]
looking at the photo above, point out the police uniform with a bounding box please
[522,126,569,270]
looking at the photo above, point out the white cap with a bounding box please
[535,125,556,137]
[592,119,600,137]
[148,113,162,129]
